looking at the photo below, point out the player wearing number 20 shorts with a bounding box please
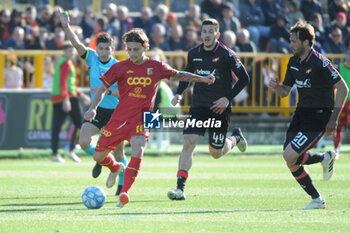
[269,20,348,210]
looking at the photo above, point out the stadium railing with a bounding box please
[0,50,344,116]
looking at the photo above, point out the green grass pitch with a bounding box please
[0,148,350,233]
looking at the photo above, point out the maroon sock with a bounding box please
[99,154,120,173]
[176,170,188,191]
[120,156,142,194]
[333,127,342,149]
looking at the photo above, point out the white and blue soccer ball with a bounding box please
[82,186,106,209]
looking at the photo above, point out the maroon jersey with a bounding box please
[100,58,178,123]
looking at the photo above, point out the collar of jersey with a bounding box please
[297,49,314,64]
[99,58,112,65]
[200,42,219,53]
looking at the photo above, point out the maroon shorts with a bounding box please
[95,120,150,152]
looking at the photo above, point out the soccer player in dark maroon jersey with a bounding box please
[269,20,348,210]
[84,28,215,208]
[168,19,250,201]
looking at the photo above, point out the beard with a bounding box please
[203,38,216,49]
[294,45,305,57]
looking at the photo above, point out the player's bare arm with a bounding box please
[325,78,349,135]
[268,77,291,97]
[79,92,91,105]
[174,71,215,84]
[58,8,86,56]
[90,87,119,97]
[276,84,292,97]
[110,89,119,97]
[84,85,108,121]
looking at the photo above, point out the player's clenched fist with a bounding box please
[268,77,280,89]
[58,8,70,28]
[171,94,182,106]
[84,109,96,122]
[204,74,215,85]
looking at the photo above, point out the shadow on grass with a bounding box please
[0,208,40,213]
[0,196,77,200]
[0,202,83,207]
[0,200,122,207]
[102,208,293,216]
[103,199,294,215]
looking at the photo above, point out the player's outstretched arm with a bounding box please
[58,8,87,56]
[174,71,215,84]
[84,85,108,122]
[268,77,291,97]
[90,87,119,97]
[79,92,91,105]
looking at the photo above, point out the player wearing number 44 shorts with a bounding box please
[268,20,348,210]
[168,19,250,201]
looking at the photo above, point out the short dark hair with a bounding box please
[184,26,197,34]
[311,13,321,21]
[222,2,234,11]
[25,4,35,12]
[122,28,149,50]
[97,33,113,46]
[201,18,220,32]
[95,16,108,30]
[290,20,315,47]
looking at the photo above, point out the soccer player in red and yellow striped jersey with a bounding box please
[84,28,215,207]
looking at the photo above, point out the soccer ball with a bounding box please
[82,186,106,209]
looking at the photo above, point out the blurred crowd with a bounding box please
[1,0,350,94]
[1,0,350,53]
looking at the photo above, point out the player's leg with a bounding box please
[168,106,205,201]
[117,135,148,207]
[208,128,248,158]
[294,146,335,181]
[66,97,83,162]
[94,120,128,189]
[291,110,335,181]
[333,126,343,158]
[51,102,67,162]
[208,132,229,158]
[334,101,350,159]
[79,122,102,177]
[168,134,200,201]
[79,122,100,153]
[94,149,125,188]
[208,108,247,158]
[283,112,326,209]
[113,141,127,195]
[333,106,346,158]
[284,109,334,210]
[284,142,322,196]
[283,143,326,210]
